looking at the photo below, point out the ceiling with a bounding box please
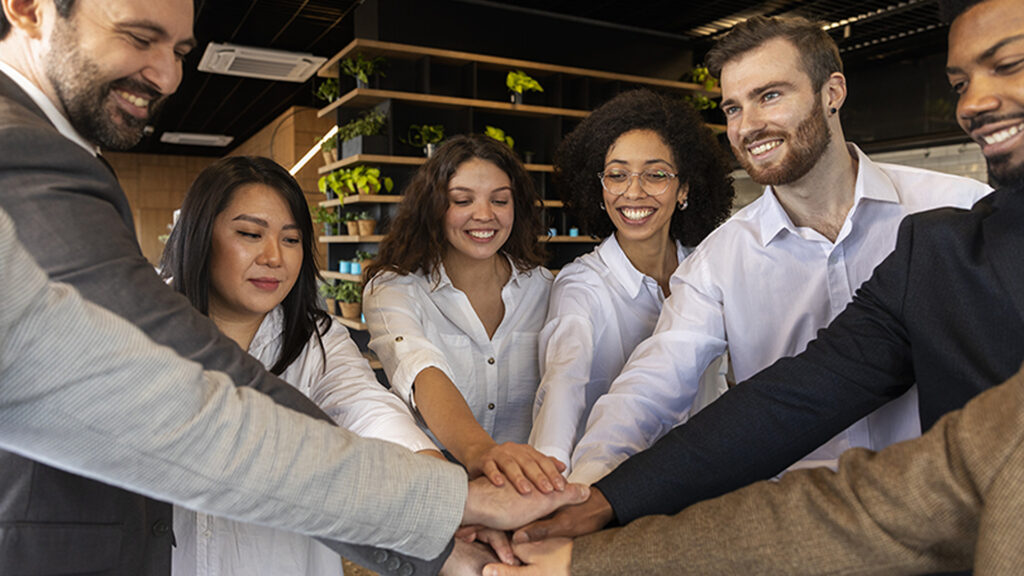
[137,0,950,156]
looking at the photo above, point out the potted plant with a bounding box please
[313,78,339,103]
[340,53,387,88]
[318,282,338,315]
[320,135,338,164]
[681,64,720,116]
[355,211,377,236]
[355,250,377,273]
[485,125,514,149]
[338,108,388,158]
[346,165,394,195]
[506,70,543,104]
[336,280,363,320]
[341,211,360,236]
[402,124,445,157]
[318,171,345,200]
[312,206,339,236]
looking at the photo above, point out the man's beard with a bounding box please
[734,98,832,186]
[986,152,1024,188]
[43,18,165,150]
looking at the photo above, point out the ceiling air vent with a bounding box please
[197,43,326,82]
[160,132,234,147]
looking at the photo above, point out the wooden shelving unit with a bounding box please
[319,155,554,175]
[319,194,404,208]
[322,270,362,282]
[334,315,368,331]
[319,88,589,120]
[319,235,386,244]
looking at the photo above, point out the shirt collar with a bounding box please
[755,143,901,247]
[598,233,685,298]
[430,253,522,292]
[0,61,99,156]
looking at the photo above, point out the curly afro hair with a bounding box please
[555,89,734,246]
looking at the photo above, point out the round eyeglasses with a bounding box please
[597,169,678,196]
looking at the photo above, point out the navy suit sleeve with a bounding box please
[596,215,919,524]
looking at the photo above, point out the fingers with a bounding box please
[488,443,567,494]
[481,460,507,488]
[493,454,532,494]
[474,528,518,566]
[483,539,573,576]
[463,476,590,530]
[512,516,554,544]
[455,525,479,542]
[512,488,609,543]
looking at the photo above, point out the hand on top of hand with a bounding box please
[467,441,566,494]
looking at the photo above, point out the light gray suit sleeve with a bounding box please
[0,207,467,561]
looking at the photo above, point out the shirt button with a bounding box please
[374,550,389,563]
[151,520,171,537]
[487,357,495,365]
[488,403,495,410]
[395,336,404,342]
[387,556,402,571]
[399,563,414,576]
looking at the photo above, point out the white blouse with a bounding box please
[569,146,992,486]
[530,234,727,470]
[172,306,434,576]
[365,260,553,448]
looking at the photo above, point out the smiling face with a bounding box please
[720,38,833,186]
[443,157,515,263]
[601,129,686,246]
[947,0,1024,186]
[42,0,195,149]
[207,183,302,324]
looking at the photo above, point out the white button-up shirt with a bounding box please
[0,62,98,156]
[366,261,553,447]
[530,234,727,470]
[570,145,992,485]
[172,307,434,576]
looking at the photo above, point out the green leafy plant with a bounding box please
[320,135,338,153]
[506,70,543,94]
[485,125,514,149]
[402,124,445,148]
[354,211,373,221]
[337,109,387,142]
[681,65,720,111]
[355,250,377,261]
[318,171,345,197]
[336,280,363,304]
[339,211,359,223]
[344,165,394,195]
[312,206,338,224]
[313,78,339,102]
[340,53,387,86]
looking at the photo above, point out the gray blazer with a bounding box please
[0,206,466,571]
[0,71,453,575]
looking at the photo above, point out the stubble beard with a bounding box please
[735,98,833,187]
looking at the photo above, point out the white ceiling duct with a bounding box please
[197,43,327,82]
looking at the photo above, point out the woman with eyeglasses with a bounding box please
[363,134,567,497]
[529,89,735,475]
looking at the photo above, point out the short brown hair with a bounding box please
[706,15,842,91]
[365,134,546,284]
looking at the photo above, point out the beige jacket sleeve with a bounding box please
[0,207,466,560]
[572,365,1024,576]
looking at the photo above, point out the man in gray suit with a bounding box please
[0,0,583,574]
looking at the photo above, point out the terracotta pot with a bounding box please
[345,221,360,236]
[357,219,377,236]
[324,298,337,316]
[321,148,338,164]
[339,301,362,320]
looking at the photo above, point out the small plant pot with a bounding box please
[357,219,377,236]
[424,143,437,158]
[356,79,368,90]
[523,151,535,164]
[510,92,523,105]
[324,297,337,316]
[345,221,360,236]
[338,260,352,274]
[322,149,338,164]
[339,301,362,320]
[325,189,337,201]
[323,223,338,237]
[569,227,579,237]
[341,135,389,158]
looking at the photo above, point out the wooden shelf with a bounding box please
[319,39,720,98]
[539,235,600,243]
[362,351,383,370]
[319,194,404,207]
[319,88,589,119]
[319,155,554,175]
[333,314,367,331]
[321,270,362,282]
[540,199,563,208]
[320,235,386,243]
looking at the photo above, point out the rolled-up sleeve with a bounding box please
[364,274,456,411]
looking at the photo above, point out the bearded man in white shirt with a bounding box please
[522,14,994,537]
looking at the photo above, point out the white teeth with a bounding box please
[468,230,495,239]
[749,140,782,155]
[117,90,150,108]
[621,208,655,221]
[982,123,1023,145]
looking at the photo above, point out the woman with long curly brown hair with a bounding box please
[364,134,566,496]
[529,89,735,475]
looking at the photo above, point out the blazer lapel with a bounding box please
[982,184,1024,325]
[0,70,50,125]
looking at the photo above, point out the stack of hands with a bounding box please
[447,445,613,576]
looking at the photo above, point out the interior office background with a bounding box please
[111,0,983,267]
